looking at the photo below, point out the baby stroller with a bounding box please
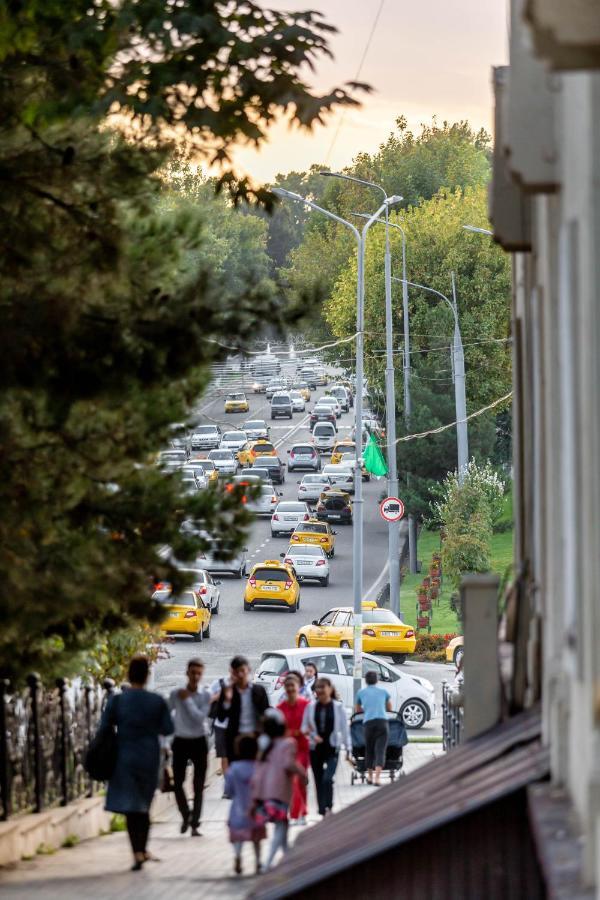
[350,713,408,784]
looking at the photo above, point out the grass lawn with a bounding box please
[398,496,514,635]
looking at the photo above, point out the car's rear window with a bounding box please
[228,394,245,400]
[253,458,278,468]
[303,475,327,483]
[314,425,334,435]
[257,654,288,676]
[253,568,289,582]
[362,610,402,624]
[297,523,327,534]
[278,502,306,512]
[153,591,195,606]
[292,445,314,454]
[245,421,265,429]
[288,545,321,556]
[272,396,289,404]
[322,496,347,509]
[254,442,275,453]
[196,461,215,470]
[209,451,233,459]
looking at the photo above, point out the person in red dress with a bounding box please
[277,674,310,825]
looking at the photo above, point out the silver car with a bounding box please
[281,544,330,586]
[289,390,306,412]
[208,449,238,476]
[322,463,355,493]
[190,425,221,450]
[317,396,341,418]
[189,570,222,614]
[271,501,311,537]
[219,430,248,454]
[196,545,249,579]
[297,473,334,503]
[248,482,281,516]
[242,419,269,440]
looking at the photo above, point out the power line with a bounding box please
[394,392,513,445]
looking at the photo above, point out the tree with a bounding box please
[0,1,360,680]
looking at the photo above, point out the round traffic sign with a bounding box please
[379,496,405,523]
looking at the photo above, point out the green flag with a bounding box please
[363,433,388,476]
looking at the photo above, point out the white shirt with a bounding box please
[238,686,257,733]
[168,687,210,738]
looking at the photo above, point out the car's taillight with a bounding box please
[271,495,277,503]
[405,629,415,638]
[319,537,327,543]
[303,514,309,520]
[284,558,293,565]
[273,513,279,521]
[199,586,207,595]
[299,485,306,491]
[274,671,289,689]
[184,610,198,618]
[363,628,376,637]
[316,560,326,567]
[248,577,256,587]
[285,580,292,589]
[291,535,299,542]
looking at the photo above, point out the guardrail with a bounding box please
[441,680,464,750]
[0,676,114,820]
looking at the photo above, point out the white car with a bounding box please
[254,647,435,729]
[317,396,341,418]
[248,483,281,516]
[281,544,330,586]
[312,422,337,452]
[189,570,222,614]
[220,430,248,454]
[189,425,221,451]
[242,419,269,441]
[208,449,238,476]
[181,465,209,490]
[322,463,355,493]
[289,390,306,412]
[158,449,187,471]
[271,501,311,537]
[296,473,334,503]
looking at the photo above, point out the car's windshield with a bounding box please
[245,421,265,429]
[209,451,233,460]
[195,426,217,435]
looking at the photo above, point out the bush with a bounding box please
[415,633,458,654]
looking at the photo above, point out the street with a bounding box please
[152,385,450,737]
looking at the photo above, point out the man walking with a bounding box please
[214,655,269,762]
[355,669,392,786]
[168,658,210,836]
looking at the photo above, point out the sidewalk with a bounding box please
[0,744,443,899]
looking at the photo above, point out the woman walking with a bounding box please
[355,669,392,786]
[224,736,266,875]
[302,677,351,817]
[277,674,310,825]
[99,656,174,870]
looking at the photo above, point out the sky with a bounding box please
[230,0,508,183]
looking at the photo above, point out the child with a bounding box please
[252,709,307,870]
[224,735,266,875]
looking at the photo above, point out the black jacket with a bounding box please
[216,683,270,758]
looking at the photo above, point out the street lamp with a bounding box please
[273,186,399,700]
[393,275,469,482]
[321,171,405,619]
[462,225,493,236]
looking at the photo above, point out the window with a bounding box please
[153,591,196,607]
[293,446,314,454]
[278,503,305,512]
[300,654,339,675]
[299,523,327,534]
[362,610,401,624]
[289,545,322,557]
[254,442,275,453]
[257,655,288,677]
[195,427,217,435]
[333,612,351,627]
[253,568,288,582]
[318,611,337,626]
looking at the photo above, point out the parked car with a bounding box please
[296,473,334,503]
[254,647,435,727]
[250,456,286,484]
[321,463,355,493]
[287,443,321,472]
[311,421,337,452]
[207,449,238,476]
[271,392,293,420]
[316,488,353,524]
[281,544,330,586]
[446,635,464,666]
[271,501,311,537]
[190,425,221,451]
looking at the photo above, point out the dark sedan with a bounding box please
[315,488,353,524]
[310,406,337,429]
[250,456,286,484]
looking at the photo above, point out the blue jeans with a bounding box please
[310,747,338,815]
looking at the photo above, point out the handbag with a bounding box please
[85,696,119,782]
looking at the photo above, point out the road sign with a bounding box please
[379,496,405,523]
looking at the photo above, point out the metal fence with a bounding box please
[0,676,114,820]
[441,680,464,751]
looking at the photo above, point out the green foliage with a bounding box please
[82,623,165,685]
[439,477,494,589]
[431,460,505,530]
[0,2,356,681]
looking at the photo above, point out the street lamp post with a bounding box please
[394,275,469,482]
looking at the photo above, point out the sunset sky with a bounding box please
[231,0,508,183]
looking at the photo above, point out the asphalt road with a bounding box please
[152,386,452,735]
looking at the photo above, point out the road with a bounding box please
[152,386,451,736]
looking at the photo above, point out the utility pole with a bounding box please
[451,272,469,480]
[383,207,401,617]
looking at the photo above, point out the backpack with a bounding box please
[85,695,119,782]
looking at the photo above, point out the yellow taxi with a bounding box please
[295,600,415,664]
[237,439,278,467]
[154,586,211,641]
[331,440,356,465]
[292,382,311,402]
[224,392,250,414]
[243,560,300,613]
[190,457,219,485]
[446,635,463,665]
[290,518,336,558]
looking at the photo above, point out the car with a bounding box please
[248,483,281,517]
[154,587,212,641]
[316,488,353,524]
[311,422,337,452]
[296,601,416,664]
[296,473,334,503]
[251,377,268,393]
[195,543,249,579]
[249,456,286,484]
[289,390,306,413]
[290,518,336,557]
[224,392,250,414]
[181,464,209,489]
[446,635,464,666]
[287,443,321,472]
[207,449,238,476]
[310,405,337,430]
[298,367,317,389]
[157,449,188,471]
[243,560,300,612]
[242,465,272,483]
[314,367,328,386]
[331,440,356,465]
[189,425,221,451]
[254,647,435,727]
[281,544,330,586]
[189,457,219,485]
[266,378,287,400]
[339,452,370,481]
[321,463,355,493]
[327,385,351,412]
[237,438,277,467]
[219,430,249,455]
[180,474,202,494]
[317,396,341,418]
[271,392,293,420]
[190,570,222,614]
[271,501,311,537]
[292,382,311,402]
[241,420,270,441]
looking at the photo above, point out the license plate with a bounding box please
[170,611,179,618]
[380,631,399,636]
[261,585,279,592]
[284,516,297,521]
[329,514,341,519]
[298,560,314,565]
[297,455,311,460]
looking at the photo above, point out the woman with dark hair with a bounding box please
[224,735,265,875]
[277,674,310,825]
[99,656,173,870]
[302,662,318,698]
[302,677,351,817]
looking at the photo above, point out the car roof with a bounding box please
[260,647,389,663]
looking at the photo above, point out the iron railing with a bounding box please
[442,680,464,750]
[0,676,114,820]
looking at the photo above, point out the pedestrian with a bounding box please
[214,655,270,762]
[168,658,210,836]
[209,674,231,778]
[224,735,266,876]
[252,710,307,870]
[302,662,318,697]
[302,677,351,817]
[277,674,310,825]
[355,669,392,786]
[99,656,174,870]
